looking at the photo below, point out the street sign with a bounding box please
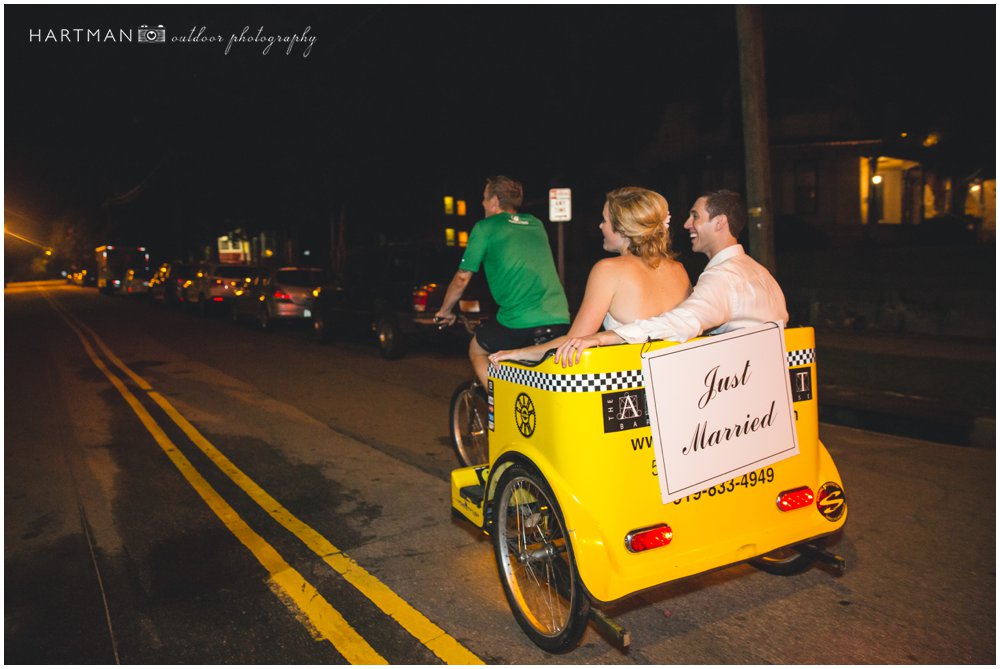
[549,188,572,222]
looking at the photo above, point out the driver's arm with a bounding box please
[434,269,473,324]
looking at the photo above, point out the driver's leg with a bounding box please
[469,337,490,388]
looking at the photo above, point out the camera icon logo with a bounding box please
[137,24,166,44]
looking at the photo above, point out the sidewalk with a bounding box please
[813,328,995,447]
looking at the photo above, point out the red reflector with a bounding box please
[777,486,814,511]
[625,524,672,553]
[212,296,224,302]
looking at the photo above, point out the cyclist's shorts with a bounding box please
[474,319,570,354]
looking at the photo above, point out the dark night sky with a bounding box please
[4,4,995,264]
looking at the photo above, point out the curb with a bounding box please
[818,384,992,448]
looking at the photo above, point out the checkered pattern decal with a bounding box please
[490,366,645,393]
[491,347,816,394]
[786,348,816,367]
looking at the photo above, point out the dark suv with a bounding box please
[149,261,196,307]
[311,243,494,359]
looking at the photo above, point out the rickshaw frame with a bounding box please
[451,326,847,651]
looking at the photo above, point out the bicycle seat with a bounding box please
[528,324,569,345]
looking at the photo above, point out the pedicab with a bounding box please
[450,324,847,652]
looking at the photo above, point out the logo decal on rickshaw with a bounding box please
[790,367,812,402]
[514,392,536,437]
[602,389,650,433]
[487,379,495,431]
[817,482,846,521]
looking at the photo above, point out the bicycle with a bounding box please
[441,314,568,467]
[432,313,490,467]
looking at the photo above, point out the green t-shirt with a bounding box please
[460,212,570,329]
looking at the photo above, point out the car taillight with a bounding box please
[412,289,429,312]
[625,524,672,553]
[273,289,293,301]
[776,487,814,512]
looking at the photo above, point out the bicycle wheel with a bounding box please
[749,538,825,576]
[450,381,489,466]
[492,465,590,653]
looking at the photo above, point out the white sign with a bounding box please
[641,323,799,504]
[549,188,572,222]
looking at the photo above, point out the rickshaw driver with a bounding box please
[435,175,571,388]
[556,189,788,365]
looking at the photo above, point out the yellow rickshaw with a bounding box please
[450,326,847,652]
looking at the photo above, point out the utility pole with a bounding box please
[736,5,777,273]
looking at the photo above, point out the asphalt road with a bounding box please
[4,282,995,664]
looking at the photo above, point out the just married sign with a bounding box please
[641,323,799,505]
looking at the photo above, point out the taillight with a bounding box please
[776,486,814,512]
[625,524,672,553]
[273,289,293,301]
[412,288,429,312]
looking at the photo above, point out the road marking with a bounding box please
[44,291,482,665]
[44,293,386,664]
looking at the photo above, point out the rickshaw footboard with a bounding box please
[459,484,484,506]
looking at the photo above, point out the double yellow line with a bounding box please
[43,290,481,665]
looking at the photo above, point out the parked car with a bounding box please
[67,264,97,287]
[311,243,494,359]
[122,267,152,296]
[230,266,327,329]
[148,261,196,307]
[184,263,256,316]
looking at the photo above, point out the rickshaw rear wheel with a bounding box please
[749,538,826,576]
[450,381,490,466]
[492,465,590,653]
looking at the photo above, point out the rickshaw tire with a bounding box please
[450,381,490,467]
[491,465,590,653]
[749,538,826,576]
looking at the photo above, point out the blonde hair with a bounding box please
[606,187,674,267]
